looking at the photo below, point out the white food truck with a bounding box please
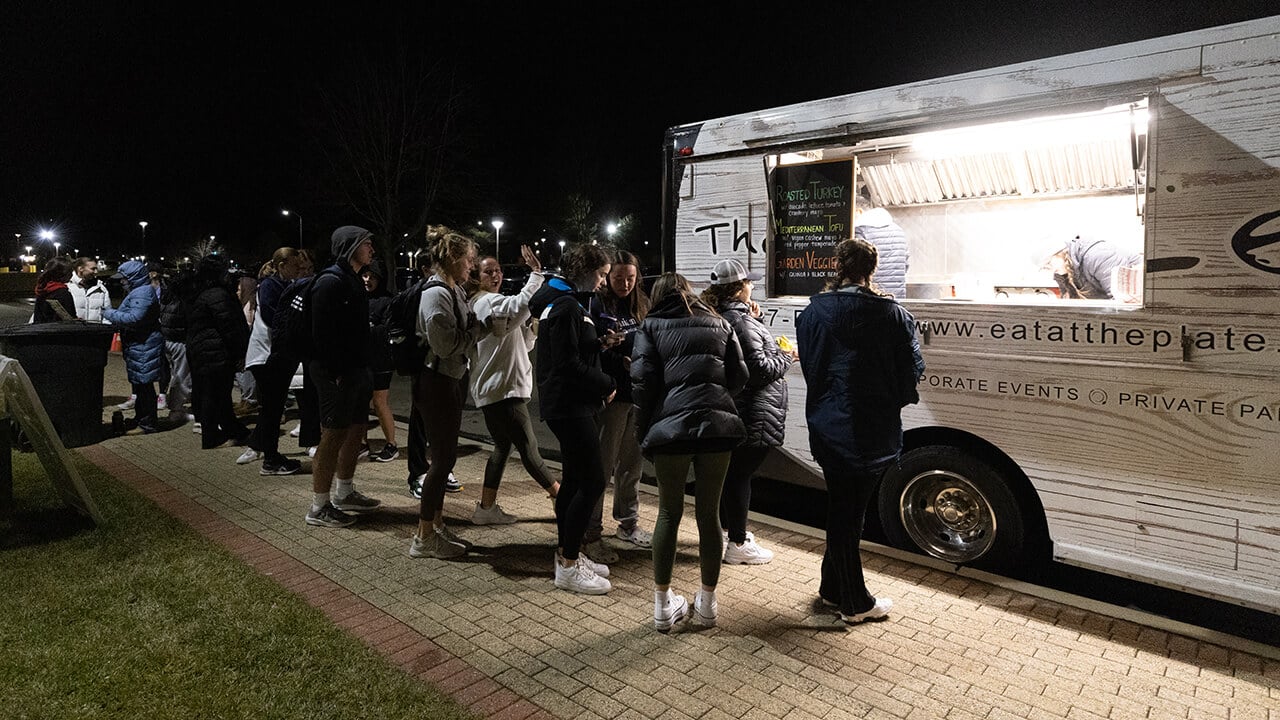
[661,17,1280,613]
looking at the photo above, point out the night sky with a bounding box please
[3,1,1277,266]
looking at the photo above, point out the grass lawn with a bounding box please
[0,451,477,720]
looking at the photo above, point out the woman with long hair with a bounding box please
[407,226,487,559]
[632,272,748,630]
[583,249,652,563]
[528,242,618,595]
[32,257,77,322]
[797,238,925,624]
[466,246,559,524]
[700,258,796,565]
[236,247,305,475]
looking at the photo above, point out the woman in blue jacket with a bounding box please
[798,238,924,625]
[104,259,166,433]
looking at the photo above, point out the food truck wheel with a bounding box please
[878,446,1026,569]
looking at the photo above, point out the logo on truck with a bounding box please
[1232,209,1280,274]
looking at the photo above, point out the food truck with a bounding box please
[661,17,1280,613]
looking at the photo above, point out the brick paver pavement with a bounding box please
[76,356,1280,720]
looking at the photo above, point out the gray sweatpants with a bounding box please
[163,340,191,413]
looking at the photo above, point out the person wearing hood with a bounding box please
[360,261,398,463]
[797,238,925,626]
[104,259,166,433]
[528,242,618,595]
[303,226,382,529]
[32,257,77,323]
[1041,235,1143,302]
[631,272,748,631]
[185,255,251,449]
[68,257,112,323]
[853,184,909,299]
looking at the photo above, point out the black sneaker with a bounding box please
[372,443,399,462]
[444,473,462,493]
[305,502,355,528]
[408,474,424,500]
[261,457,303,476]
[357,444,371,460]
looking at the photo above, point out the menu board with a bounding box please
[769,160,853,297]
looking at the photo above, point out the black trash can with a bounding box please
[0,321,117,447]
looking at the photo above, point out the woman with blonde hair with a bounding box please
[236,246,306,475]
[632,272,748,630]
[407,227,488,559]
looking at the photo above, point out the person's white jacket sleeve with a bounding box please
[472,272,544,336]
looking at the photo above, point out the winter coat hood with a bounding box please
[330,226,372,263]
[114,260,150,290]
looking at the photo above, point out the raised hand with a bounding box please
[521,245,542,273]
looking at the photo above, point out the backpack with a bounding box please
[387,277,451,375]
[270,269,337,361]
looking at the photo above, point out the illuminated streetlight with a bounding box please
[491,219,504,263]
[606,222,618,237]
[281,209,302,246]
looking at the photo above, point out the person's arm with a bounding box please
[738,315,792,388]
[211,289,250,365]
[104,291,148,327]
[420,285,482,360]
[722,323,749,396]
[544,299,615,399]
[628,325,661,437]
[308,272,345,372]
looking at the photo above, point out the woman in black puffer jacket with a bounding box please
[700,258,797,567]
[185,255,251,449]
[631,272,747,631]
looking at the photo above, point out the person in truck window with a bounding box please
[1042,235,1143,303]
[853,184,909,299]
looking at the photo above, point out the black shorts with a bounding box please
[309,363,373,430]
[373,370,393,391]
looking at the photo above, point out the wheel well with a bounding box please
[900,426,1051,553]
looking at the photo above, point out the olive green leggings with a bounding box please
[651,451,732,588]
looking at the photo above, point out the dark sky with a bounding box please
[3,1,1277,264]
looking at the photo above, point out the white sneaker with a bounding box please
[616,525,653,548]
[192,422,202,434]
[116,395,136,411]
[236,448,262,465]
[693,589,718,627]
[408,529,466,559]
[553,556,611,595]
[841,597,892,624]
[306,446,317,458]
[723,537,774,565]
[289,423,301,438]
[157,394,167,411]
[566,550,609,578]
[654,590,688,631]
[472,502,517,525]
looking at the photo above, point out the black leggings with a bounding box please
[481,398,555,491]
[546,415,606,560]
[720,445,770,543]
[413,368,464,521]
[248,360,293,461]
[196,368,247,449]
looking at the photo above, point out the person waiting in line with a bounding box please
[529,242,618,595]
[286,249,321,457]
[104,260,166,433]
[304,227,383,528]
[797,238,925,625]
[700,257,797,566]
[406,227,487,559]
[158,267,194,425]
[357,264,399,462]
[631,272,748,630]
[1042,235,1143,302]
[233,271,259,415]
[236,247,305,475]
[853,183,909,299]
[466,247,559,526]
[185,255,252,450]
[583,249,652,564]
[403,257,460,499]
[32,257,77,322]
[69,256,112,323]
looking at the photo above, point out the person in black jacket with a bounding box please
[797,238,925,625]
[158,268,194,424]
[528,242,619,595]
[631,272,748,631]
[361,263,398,462]
[185,255,251,449]
[700,258,797,566]
[303,226,383,529]
[32,257,77,322]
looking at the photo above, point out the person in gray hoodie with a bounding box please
[303,226,383,529]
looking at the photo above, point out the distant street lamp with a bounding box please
[491,219,504,263]
[557,239,566,267]
[54,242,61,255]
[606,222,618,238]
[282,209,302,246]
[139,221,148,254]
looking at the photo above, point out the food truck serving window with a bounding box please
[767,101,1148,306]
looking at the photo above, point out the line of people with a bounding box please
[94,226,923,632]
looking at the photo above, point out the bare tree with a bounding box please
[315,47,463,287]
[187,235,225,261]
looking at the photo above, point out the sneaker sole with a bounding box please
[373,452,400,462]
[723,554,772,565]
[305,517,355,528]
[444,486,463,493]
[472,516,518,526]
[692,611,717,627]
[260,467,301,476]
[655,608,687,631]
[333,503,382,513]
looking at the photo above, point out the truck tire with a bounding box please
[877,445,1028,570]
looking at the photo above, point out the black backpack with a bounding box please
[270,269,337,361]
[387,277,453,375]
